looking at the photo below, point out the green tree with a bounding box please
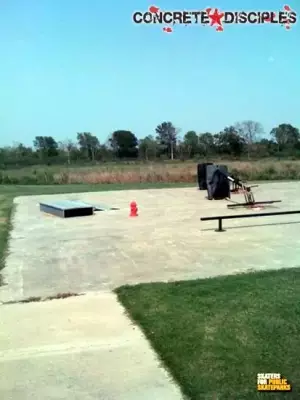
[155,121,178,160]
[13,143,33,158]
[33,136,58,158]
[270,124,300,152]
[198,132,215,156]
[97,144,114,161]
[138,135,157,160]
[0,144,35,167]
[254,139,277,157]
[59,140,77,164]
[235,120,264,159]
[183,131,198,158]
[77,132,100,161]
[109,130,138,159]
[215,126,245,156]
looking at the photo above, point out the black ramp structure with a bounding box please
[206,164,230,200]
[197,163,213,190]
[40,200,94,218]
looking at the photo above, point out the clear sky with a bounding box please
[0,0,299,146]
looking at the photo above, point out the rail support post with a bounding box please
[216,218,225,232]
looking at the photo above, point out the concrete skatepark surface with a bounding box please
[1,183,300,301]
[1,182,300,399]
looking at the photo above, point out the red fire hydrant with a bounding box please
[129,201,138,217]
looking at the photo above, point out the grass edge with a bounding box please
[0,200,15,273]
[114,287,190,400]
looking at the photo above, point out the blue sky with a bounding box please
[0,0,299,147]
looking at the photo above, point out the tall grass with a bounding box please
[1,160,300,185]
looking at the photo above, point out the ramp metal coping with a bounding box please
[40,200,91,210]
[200,210,300,232]
[70,200,119,211]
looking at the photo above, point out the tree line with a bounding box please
[1,120,300,167]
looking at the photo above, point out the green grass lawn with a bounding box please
[116,270,300,400]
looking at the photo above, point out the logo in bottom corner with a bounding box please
[257,373,292,391]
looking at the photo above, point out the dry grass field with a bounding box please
[2,159,300,185]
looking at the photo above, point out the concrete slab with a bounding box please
[1,183,300,302]
[0,292,184,400]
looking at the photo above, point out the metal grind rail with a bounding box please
[201,210,300,232]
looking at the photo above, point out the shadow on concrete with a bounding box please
[201,220,300,232]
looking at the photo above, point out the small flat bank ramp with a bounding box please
[39,200,118,218]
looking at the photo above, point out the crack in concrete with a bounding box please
[1,292,84,305]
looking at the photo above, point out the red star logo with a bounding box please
[207,8,224,27]
[163,26,173,33]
